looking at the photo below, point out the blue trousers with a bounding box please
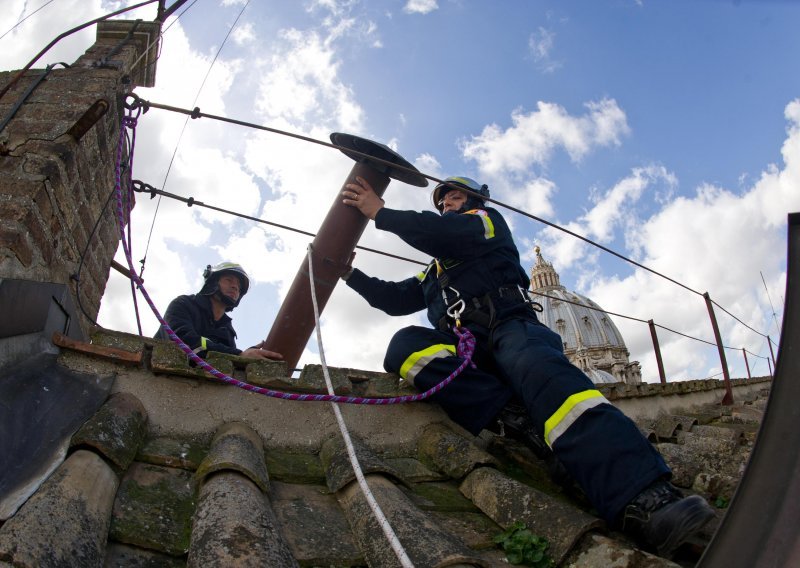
[384,317,670,522]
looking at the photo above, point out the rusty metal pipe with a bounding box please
[263,163,389,369]
[263,133,427,372]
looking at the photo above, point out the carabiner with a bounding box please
[446,298,466,327]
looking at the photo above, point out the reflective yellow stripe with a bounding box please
[544,389,607,448]
[195,336,208,353]
[465,209,495,239]
[399,343,456,387]
[417,263,434,281]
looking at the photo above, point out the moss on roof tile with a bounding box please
[70,392,148,473]
[195,422,269,493]
[110,463,195,556]
[265,450,325,484]
[137,437,206,471]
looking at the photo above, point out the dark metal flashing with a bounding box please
[0,353,114,519]
[698,212,800,567]
[0,279,84,372]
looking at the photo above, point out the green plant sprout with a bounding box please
[493,521,555,567]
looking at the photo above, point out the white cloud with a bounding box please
[503,176,558,219]
[403,0,439,15]
[232,21,256,46]
[528,27,561,73]
[461,99,631,177]
[575,99,800,381]
[0,1,102,69]
[584,165,676,244]
[254,28,363,131]
[459,99,632,235]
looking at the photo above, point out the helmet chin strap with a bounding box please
[214,290,237,311]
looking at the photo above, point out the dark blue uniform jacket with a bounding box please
[346,206,530,327]
[155,293,241,356]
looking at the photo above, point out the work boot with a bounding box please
[621,479,715,557]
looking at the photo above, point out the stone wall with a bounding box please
[0,21,160,335]
[597,376,772,423]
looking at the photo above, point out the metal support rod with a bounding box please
[742,348,751,380]
[648,319,667,384]
[768,336,776,367]
[704,291,733,405]
[157,0,190,22]
[768,357,773,377]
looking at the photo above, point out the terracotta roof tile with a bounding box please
[0,330,774,566]
[189,471,297,567]
[69,392,147,473]
[461,467,603,565]
[0,450,118,567]
[195,422,270,492]
[110,462,194,556]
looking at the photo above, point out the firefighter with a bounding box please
[340,175,714,556]
[156,262,282,361]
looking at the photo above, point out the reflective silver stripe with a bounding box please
[465,209,495,239]
[545,390,608,448]
[193,336,209,354]
[399,344,456,387]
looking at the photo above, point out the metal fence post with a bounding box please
[742,348,751,380]
[703,292,733,405]
[647,319,667,384]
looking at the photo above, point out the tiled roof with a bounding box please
[0,329,771,567]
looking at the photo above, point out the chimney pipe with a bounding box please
[263,133,427,371]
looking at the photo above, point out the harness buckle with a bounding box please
[517,285,544,312]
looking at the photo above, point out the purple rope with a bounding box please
[112,104,476,405]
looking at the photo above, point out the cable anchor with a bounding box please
[132,179,158,199]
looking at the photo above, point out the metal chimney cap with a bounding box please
[330,132,428,187]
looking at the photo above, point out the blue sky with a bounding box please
[2,0,798,381]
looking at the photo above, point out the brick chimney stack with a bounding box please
[0,20,161,338]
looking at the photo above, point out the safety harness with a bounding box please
[433,259,542,331]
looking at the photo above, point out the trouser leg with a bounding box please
[384,325,512,436]
[491,317,670,522]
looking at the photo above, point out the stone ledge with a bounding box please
[598,376,772,401]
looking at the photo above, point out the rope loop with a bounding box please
[123,93,144,119]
